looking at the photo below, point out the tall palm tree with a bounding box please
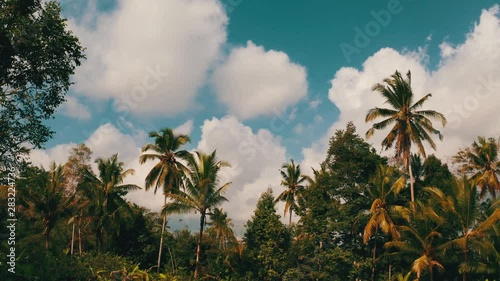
[426,176,500,281]
[275,159,311,227]
[80,154,140,252]
[139,128,191,273]
[363,165,405,281]
[453,136,500,198]
[163,150,231,279]
[366,70,446,202]
[20,163,75,250]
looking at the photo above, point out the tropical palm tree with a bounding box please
[162,150,231,279]
[426,176,500,281]
[207,208,237,251]
[20,163,75,250]
[363,165,405,281]
[80,154,140,252]
[391,271,413,281]
[365,70,446,202]
[385,200,446,281]
[453,136,500,198]
[275,159,311,227]
[139,128,191,273]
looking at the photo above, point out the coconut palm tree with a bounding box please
[363,165,405,281]
[139,128,191,273]
[385,200,446,281]
[207,208,237,251]
[275,159,311,227]
[162,150,231,279]
[453,136,500,198]
[80,154,140,252]
[20,163,75,250]
[426,176,500,281]
[366,70,446,202]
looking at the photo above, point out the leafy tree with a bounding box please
[324,122,386,256]
[243,188,290,281]
[275,159,310,227]
[291,122,387,280]
[80,154,140,252]
[366,70,446,202]
[63,143,93,255]
[139,128,191,273]
[421,155,454,194]
[63,143,92,193]
[453,136,500,198]
[162,150,230,279]
[0,0,84,167]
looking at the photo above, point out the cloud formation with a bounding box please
[212,41,308,120]
[70,0,228,116]
[302,5,500,172]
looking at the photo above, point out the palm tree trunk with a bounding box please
[371,226,378,281]
[408,155,415,202]
[167,245,176,275]
[388,264,392,280]
[71,221,75,255]
[78,216,82,255]
[157,194,167,274]
[463,239,467,281]
[44,227,50,250]
[194,213,206,279]
[289,209,293,227]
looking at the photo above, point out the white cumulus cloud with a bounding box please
[70,0,228,116]
[302,5,500,172]
[212,41,308,120]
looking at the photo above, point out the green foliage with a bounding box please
[453,136,500,198]
[275,159,311,227]
[243,188,290,280]
[366,70,446,202]
[163,150,231,278]
[5,118,500,280]
[0,0,85,166]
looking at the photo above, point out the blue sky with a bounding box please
[34,0,500,230]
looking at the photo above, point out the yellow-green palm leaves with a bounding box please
[385,201,446,280]
[364,165,405,244]
[139,128,191,195]
[366,70,446,202]
[139,128,191,273]
[162,150,231,279]
[275,159,311,227]
[207,208,237,251]
[453,136,500,198]
[427,176,500,280]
